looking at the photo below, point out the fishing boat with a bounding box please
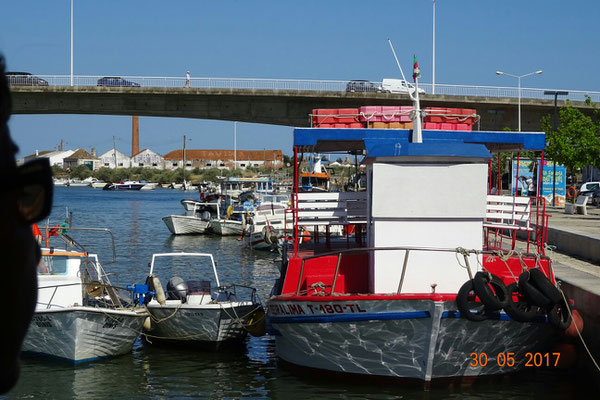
[219,176,275,198]
[140,252,264,346]
[266,121,573,385]
[298,155,330,192]
[245,202,289,251]
[23,226,147,362]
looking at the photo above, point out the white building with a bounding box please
[131,149,164,169]
[99,148,131,169]
[22,150,75,168]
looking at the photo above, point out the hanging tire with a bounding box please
[547,296,572,330]
[456,280,489,322]
[472,271,509,311]
[528,268,562,304]
[503,282,539,322]
[519,271,552,308]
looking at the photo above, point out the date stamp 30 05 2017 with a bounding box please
[469,352,561,368]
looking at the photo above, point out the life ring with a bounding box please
[472,271,509,311]
[300,227,311,243]
[227,205,234,218]
[547,297,572,330]
[456,280,489,321]
[503,282,539,322]
[518,271,552,308]
[527,268,562,304]
[32,223,43,244]
[567,186,577,199]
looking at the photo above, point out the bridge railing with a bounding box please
[21,75,600,103]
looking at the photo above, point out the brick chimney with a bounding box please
[132,116,139,156]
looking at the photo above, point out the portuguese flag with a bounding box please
[412,54,421,82]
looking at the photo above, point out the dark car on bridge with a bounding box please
[6,72,49,86]
[97,77,141,87]
[345,80,382,93]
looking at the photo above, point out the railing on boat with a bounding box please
[292,245,551,296]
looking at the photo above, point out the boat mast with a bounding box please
[183,135,186,188]
[388,40,422,143]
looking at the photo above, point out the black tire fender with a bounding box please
[547,296,572,330]
[472,271,509,311]
[456,280,489,322]
[528,268,562,304]
[519,271,553,308]
[503,282,539,322]
[143,275,155,305]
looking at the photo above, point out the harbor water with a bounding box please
[4,187,590,399]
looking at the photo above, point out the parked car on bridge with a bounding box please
[6,72,49,86]
[97,77,141,87]
[345,80,382,93]
[381,78,425,95]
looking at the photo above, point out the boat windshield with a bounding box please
[38,254,70,275]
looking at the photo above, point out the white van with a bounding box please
[381,79,425,94]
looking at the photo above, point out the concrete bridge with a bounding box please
[9,84,597,132]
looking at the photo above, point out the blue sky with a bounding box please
[1,0,599,158]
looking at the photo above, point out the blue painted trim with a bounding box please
[269,310,550,325]
[268,311,431,324]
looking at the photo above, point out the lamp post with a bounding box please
[70,0,73,86]
[233,121,237,170]
[495,70,543,132]
[432,0,436,95]
[544,90,569,206]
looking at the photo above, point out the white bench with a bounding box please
[575,195,589,215]
[295,192,367,226]
[484,195,534,250]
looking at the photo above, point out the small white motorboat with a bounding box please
[141,252,265,346]
[23,227,147,362]
[209,218,243,236]
[68,179,91,187]
[162,214,211,235]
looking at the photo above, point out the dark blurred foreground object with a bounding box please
[0,55,53,395]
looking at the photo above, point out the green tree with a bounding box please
[541,99,600,184]
[70,165,92,179]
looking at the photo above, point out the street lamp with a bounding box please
[495,70,543,132]
[544,90,569,206]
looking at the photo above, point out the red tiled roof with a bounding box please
[64,148,97,160]
[163,149,283,161]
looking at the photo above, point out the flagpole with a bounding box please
[412,55,423,143]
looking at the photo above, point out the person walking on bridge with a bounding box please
[185,71,191,88]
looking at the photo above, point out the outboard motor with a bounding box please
[166,276,188,302]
